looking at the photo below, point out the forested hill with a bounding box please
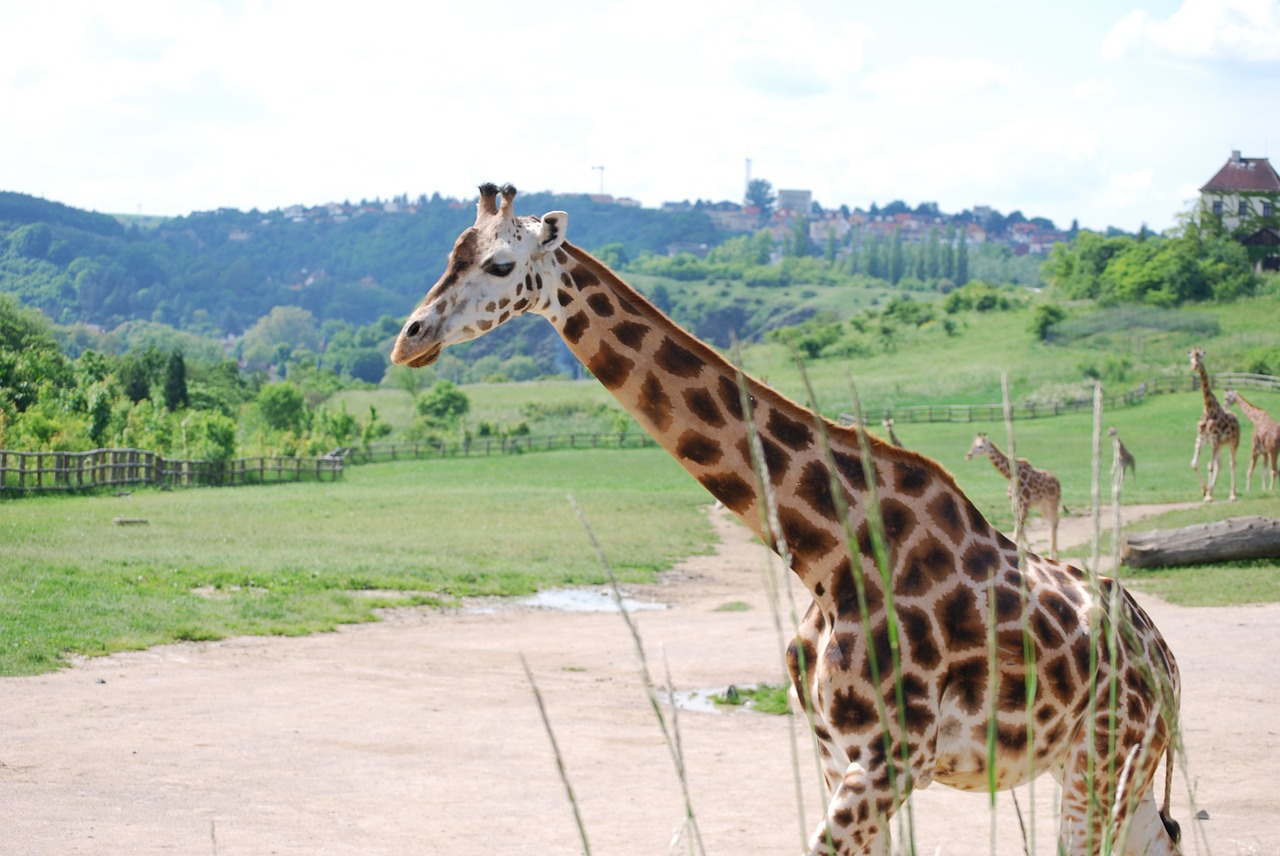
[0,189,721,334]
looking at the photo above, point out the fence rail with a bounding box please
[0,448,344,493]
[348,431,658,464]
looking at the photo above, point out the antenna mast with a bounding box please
[744,158,752,204]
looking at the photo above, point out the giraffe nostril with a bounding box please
[406,321,422,338]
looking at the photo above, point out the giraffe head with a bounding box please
[882,417,894,429]
[1224,388,1238,407]
[390,183,568,368]
[965,433,992,460]
[1188,347,1206,373]
[1108,426,1118,438]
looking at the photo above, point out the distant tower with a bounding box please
[744,158,752,205]
[592,165,605,194]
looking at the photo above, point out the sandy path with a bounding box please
[2,504,1277,855]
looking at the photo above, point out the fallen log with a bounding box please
[1122,516,1280,568]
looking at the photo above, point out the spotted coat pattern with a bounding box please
[1189,348,1239,502]
[391,185,1183,856]
[1224,389,1280,492]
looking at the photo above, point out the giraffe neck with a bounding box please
[1233,392,1273,426]
[1196,362,1221,414]
[546,244,1001,596]
[983,443,1015,480]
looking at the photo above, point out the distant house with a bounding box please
[1200,150,1280,270]
[1200,150,1280,230]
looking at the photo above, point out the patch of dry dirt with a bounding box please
[3,504,1276,855]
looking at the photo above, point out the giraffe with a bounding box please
[1109,427,1137,488]
[881,417,904,448]
[1188,347,1239,502]
[390,185,1182,856]
[1224,389,1280,492]
[964,433,1065,561]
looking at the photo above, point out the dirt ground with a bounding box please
[3,504,1278,856]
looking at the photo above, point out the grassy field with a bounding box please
[0,450,711,676]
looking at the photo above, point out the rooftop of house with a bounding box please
[1200,150,1280,194]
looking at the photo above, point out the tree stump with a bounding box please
[1122,516,1280,568]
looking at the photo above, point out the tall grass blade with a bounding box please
[520,654,593,855]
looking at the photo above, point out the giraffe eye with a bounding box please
[484,259,516,277]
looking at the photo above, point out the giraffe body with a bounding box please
[1224,389,1280,492]
[965,433,1065,560]
[1188,348,1239,502]
[391,185,1182,856]
[1109,427,1137,488]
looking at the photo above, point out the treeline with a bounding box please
[1043,215,1256,306]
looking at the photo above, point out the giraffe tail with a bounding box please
[1159,740,1180,845]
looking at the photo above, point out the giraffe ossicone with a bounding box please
[391,184,1183,856]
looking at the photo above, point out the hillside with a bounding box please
[0,189,722,334]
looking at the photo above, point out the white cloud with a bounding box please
[1103,0,1280,63]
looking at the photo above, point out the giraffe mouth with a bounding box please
[404,343,443,368]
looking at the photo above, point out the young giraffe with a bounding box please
[1109,427,1137,488]
[964,433,1065,561]
[881,417,904,448]
[391,185,1182,856]
[1224,389,1280,492]
[1188,347,1239,502]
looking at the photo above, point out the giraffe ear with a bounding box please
[538,211,567,250]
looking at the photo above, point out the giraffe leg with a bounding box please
[1117,789,1182,856]
[1202,448,1219,502]
[1227,445,1237,501]
[1246,451,1257,493]
[804,760,895,856]
[1189,435,1206,497]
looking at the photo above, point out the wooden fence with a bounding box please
[348,431,657,464]
[0,448,345,493]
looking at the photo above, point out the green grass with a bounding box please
[713,682,793,715]
[0,449,712,675]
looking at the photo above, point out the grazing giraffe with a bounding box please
[964,433,1065,561]
[881,417,904,448]
[1188,348,1239,502]
[1224,389,1280,492]
[1109,427,1137,488]
[390,184,1182,856]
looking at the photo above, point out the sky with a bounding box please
[1,0,1278,234]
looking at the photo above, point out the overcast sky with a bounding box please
[2,0,1277,233]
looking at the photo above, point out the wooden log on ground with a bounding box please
[1122,516,1280,568]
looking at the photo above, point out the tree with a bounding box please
[956,231,969,286]
[256,382,307,433]
[163,350,188,411]
[417,380,470,424]
[241,306,321,371]
[745,179,775,219]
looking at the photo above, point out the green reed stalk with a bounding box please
[521,654,593,855]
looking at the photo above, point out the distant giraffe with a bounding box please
[1224,389,1279,492]
[882,417,904,447]
[965,433,1065,560]
[1109,427,1137,488]
[390,184,1182,856]
[1188,348,1238,502]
